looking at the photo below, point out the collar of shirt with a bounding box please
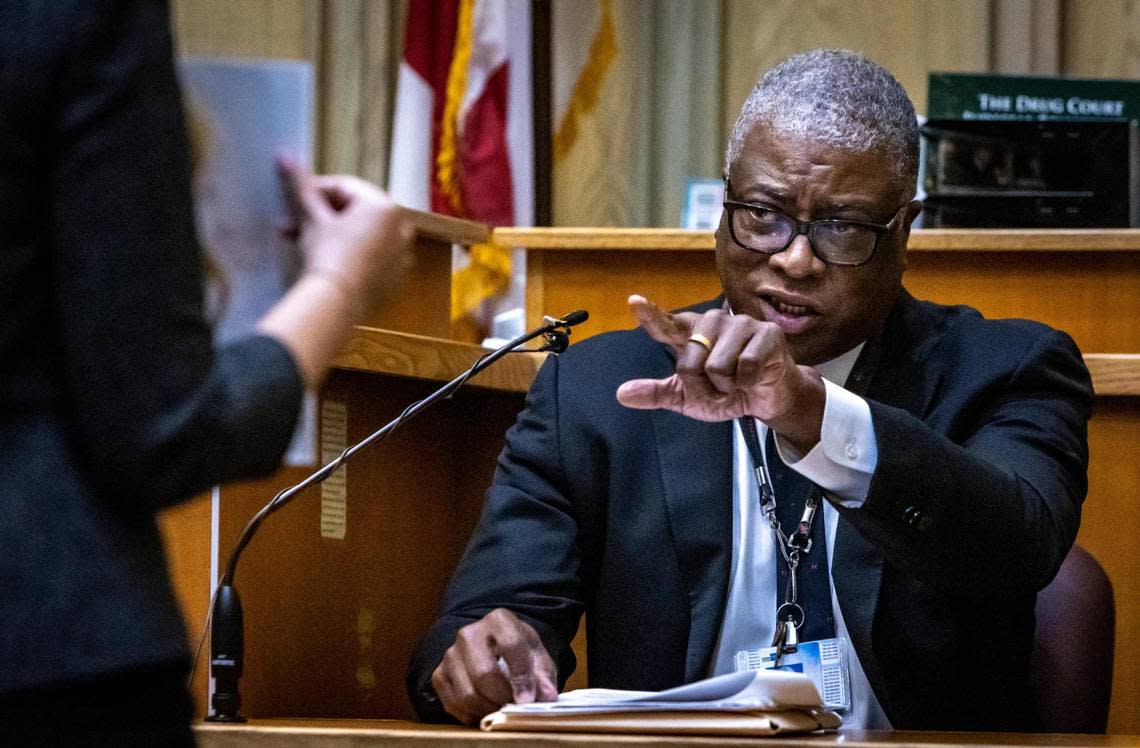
[814,343,864,387]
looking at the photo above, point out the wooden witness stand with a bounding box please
[194,721,1140,747]
[159,213,1140,740]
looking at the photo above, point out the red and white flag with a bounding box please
[388,0,532,329]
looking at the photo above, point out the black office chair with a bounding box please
[1031,544,1115,733]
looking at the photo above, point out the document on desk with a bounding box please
[480,669,842,736]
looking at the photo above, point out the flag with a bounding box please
[388,0,533,332]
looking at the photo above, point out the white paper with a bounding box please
[179,57,314,343]
[501,668,823,716]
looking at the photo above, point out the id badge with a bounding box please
[733,638,852,713]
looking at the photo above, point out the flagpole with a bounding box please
[531,0,552,226]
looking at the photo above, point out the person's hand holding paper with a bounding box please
[277,160,414,317]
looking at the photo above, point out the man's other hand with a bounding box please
[431,608,558,726]
[616,294,826,454]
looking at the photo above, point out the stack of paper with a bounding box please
[480,669,842,737]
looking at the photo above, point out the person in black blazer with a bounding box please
[0,1,411,743]
[409,50,1092,730]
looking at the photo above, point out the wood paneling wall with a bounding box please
[172,0,321,60]
[721,0,992,128]
[170,0,1140,229]
[171,0,401,183]
[554,0,1140,228]
[992,0,1060,74]
[551,0,996,228]
[1061,0,1140,77]
[316,1,403,184]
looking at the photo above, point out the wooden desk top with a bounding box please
[332,326,545,394]
[331,326,1140,397]
[492,227,1140,253]
[403,206,489,246]
[194,720,1140,747]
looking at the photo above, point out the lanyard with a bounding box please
[733,339,877,661]
[737,416,820,657]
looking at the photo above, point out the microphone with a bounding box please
[536,311,585,354]
[547,309,588,327]
[203,309,588,722]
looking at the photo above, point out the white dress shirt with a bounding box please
[708,343,892,729]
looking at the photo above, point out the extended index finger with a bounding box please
[629,295,697,350]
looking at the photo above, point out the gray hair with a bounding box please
[725,49,919,198]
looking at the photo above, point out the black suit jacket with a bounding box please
[409,292,1092,730]
[0,0,301,693]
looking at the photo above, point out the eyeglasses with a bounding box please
[723,193,910,267]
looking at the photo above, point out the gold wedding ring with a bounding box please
[687,333,714,352]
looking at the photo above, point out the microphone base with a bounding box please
[205,712,248,723]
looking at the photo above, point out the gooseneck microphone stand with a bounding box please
[204,311,588,722]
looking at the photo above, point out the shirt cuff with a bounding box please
[773,378,878,507]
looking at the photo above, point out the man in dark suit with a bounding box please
[408,49,1092,730]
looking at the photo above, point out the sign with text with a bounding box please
[928,72,1140,122]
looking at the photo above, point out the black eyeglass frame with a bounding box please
[722,194,911,267]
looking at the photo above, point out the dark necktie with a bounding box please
[766,428,836,642]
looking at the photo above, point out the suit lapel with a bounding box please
[833,291,945,702]
[646,332,734,682]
